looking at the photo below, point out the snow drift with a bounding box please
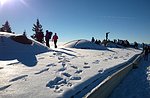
[63,39,107,50]
[0,32,50,66]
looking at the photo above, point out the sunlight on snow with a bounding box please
[147,66,150,81]
[0,59,19,65]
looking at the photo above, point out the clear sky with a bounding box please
[0,0,150,43]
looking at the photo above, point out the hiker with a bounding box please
[106,32,110,41]
[45,30,52,47]
[52,33,58,48]
[91,37,95,43]
[35,31,44,43]
[144,45,149,61]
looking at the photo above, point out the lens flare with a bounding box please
[0,0,9,6]
[0,0,28,7]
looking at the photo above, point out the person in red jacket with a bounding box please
[52,33,58,48]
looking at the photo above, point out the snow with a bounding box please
[109,55,150,98]
[106,42,124,48]
[0,32,142,98]
[63,39,107,50]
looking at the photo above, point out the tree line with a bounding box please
[0,19,49,43]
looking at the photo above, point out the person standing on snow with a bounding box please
[45,30,52,47]
[144,45,149,61]
[35,31,44,43]
[52,33,58,48]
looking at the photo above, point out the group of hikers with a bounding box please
[33,30,58,48]
[143,44,150,61]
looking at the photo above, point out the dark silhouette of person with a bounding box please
[52,33,58,48]
[134,42,138,49]
[45,30,52,47]
[144,45,149,61]
[91,37,95,43]
[106,32,110,41]
[35,31,44,43]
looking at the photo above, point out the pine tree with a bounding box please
[1,21,12,33]
[32,19,44,43]
[32,19,43,34]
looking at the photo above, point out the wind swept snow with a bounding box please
[63,39,107,50]
[0,32,142,98]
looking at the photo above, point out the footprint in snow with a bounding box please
[58,59,70,63]
[0,84,12,91]
[67,82,72,87]
[62,62,66,67]
[7,62,20,66]
[70,76,81,80]
[53,52,62,56]
[46,77,67,88]
[46,63,56,67]
[92,60,100,64]
[84,62,88,65]
[75,69,83,74]
[58,67,66,72]
[114,56,118,59]
[103,59,108,61]
[54,87,63,93]
[119,56,124,58]
[49,55,55,58]
[71,65,78,69]
[62,72,72,77]
[0,67,4,69]
[58,57,63,60]
[83,66,90,69]
[98,68,104,73]
[34,68,49,75]
[9,75,28,82]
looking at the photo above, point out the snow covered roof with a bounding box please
[63,39,107,50]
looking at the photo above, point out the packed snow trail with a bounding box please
[109,54,150,98]
[0,32,142,98]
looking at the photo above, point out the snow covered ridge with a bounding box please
[63,39,107,50]
[0,32,142,98]
[0,32,50,66]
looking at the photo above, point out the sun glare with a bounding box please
[0,0,9,6]
[0,0,28,7]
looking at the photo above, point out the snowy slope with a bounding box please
[0,32,142,98]
[0,32,50,66]
[63,39,107,50]
[109,55,150,98]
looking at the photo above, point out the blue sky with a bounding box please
[0,0,150,43]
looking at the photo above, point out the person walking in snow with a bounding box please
[106,32,110,41]
[144,45,149,61]
[52,33,58,48]
[45,30,52,47]
[35,31,44,43]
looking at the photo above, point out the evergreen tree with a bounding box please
[32,19,43,34]
[1,21,12,33]
[32,19,44,43]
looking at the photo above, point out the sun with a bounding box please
[0,0,9,6]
